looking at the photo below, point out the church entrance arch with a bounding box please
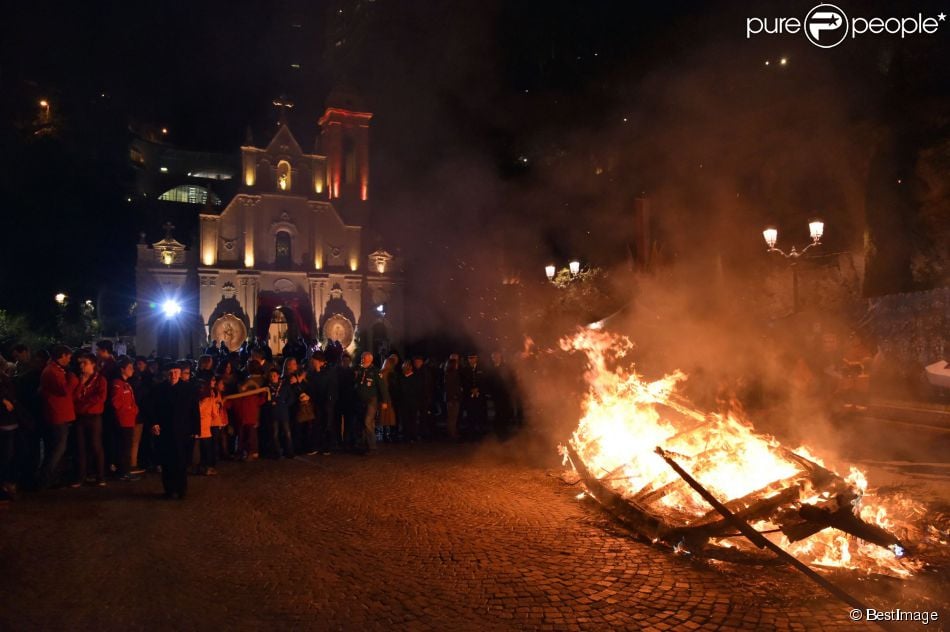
[255,291,315,350]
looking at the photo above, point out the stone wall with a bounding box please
[864,286,949,372]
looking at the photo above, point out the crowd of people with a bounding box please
[0,339,522,501]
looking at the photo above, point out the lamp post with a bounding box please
[39,99,50,123]
[762,220,824,313]
[544,260,583,283]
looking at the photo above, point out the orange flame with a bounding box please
[561,329,923,577]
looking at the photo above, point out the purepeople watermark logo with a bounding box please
[747,4,947,48]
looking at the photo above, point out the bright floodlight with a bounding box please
[162,299,182,318]
[544,264,556,281]
[763,227,778,249]
[809,220,824,242]
[569,260,580,276]
[54,292,66,304]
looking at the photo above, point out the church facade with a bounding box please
[135,95,402,359]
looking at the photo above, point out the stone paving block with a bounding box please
[0,443,930,631]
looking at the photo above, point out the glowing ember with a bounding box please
[560,329,925,577]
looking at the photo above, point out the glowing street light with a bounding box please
[544,265,556,281]
[568,260,581,276]
[762,219,826,313]
[762,219,824,257]
[54,292,67,305]
[162,299,182,318]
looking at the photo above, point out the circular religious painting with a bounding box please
[323,314,354,349]
[210,314,248,352]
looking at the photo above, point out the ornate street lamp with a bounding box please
[762,219,825,313]
[546,260,584,283]
[762,219,823,259]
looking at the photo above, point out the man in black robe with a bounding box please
[151,364,199,499]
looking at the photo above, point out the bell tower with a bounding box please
[319,86,372,205]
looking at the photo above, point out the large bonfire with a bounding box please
[560,329,925,577]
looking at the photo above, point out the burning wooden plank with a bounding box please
[652,448,904,631]
[561,328,923,577]
[565,444,671,541]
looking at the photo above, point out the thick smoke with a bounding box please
[494,36,889,467]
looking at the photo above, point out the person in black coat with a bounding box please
[336,354,357,449]
[129,357,155,472]
[150,364,200,499]
[306,351,339,453]
[459,353,487,436]
[13,347,45,488]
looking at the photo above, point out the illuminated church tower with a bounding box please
[135,91,402,359]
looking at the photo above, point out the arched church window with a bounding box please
[277,160,292,191]
[343,137,357,184]
[275,230,292,267]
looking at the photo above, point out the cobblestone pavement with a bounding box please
[0,441,941,631]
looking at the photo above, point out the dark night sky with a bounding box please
[1,1,947,341]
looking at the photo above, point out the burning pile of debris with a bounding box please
[560,329,926,580]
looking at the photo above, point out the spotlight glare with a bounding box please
[162,299,182,318]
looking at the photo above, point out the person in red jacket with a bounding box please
[39,345,78,488]
[74,352,108,487]
[111,357,140,481]
[224,379,267,460]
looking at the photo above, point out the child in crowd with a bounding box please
[196,377,219,475]
[210,377,228,467]
[225,379,267,460]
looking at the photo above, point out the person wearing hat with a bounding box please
[151,364,200,499]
